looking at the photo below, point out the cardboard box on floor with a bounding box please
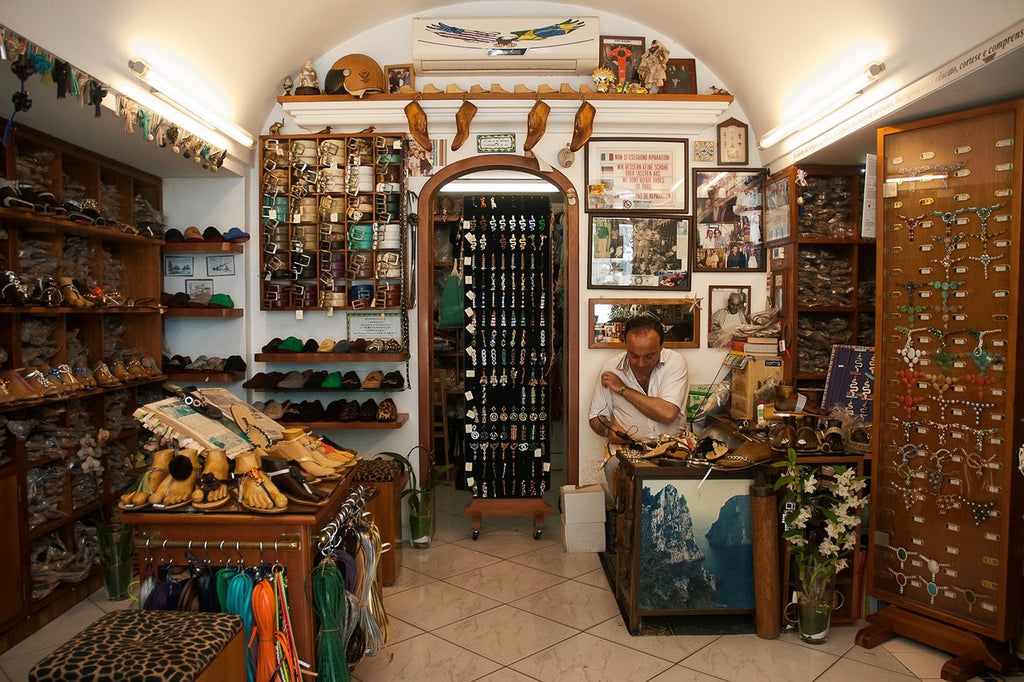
[561,485,606,552]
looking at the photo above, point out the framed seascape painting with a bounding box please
[589,214,692,290]
[637,477,755,612]
[693,168,766,272]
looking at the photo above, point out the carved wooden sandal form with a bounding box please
[452,98,478,151]
[404,97,432,151]
[570,99,596,152]
[524,98,551,151]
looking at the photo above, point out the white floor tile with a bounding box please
[511,631,673,681]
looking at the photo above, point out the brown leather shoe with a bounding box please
[92,361,121,387]
[21,368,60,396]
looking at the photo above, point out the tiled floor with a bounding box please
[0,483,1008,681]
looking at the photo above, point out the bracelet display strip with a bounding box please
[874,111,1020,635]
[460,194,554,499]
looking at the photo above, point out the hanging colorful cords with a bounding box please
[251,578,278,682]
[307,558,351,682]
[226,571,256,682]
[273,567,301,681]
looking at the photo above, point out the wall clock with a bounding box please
[717,117,749,165]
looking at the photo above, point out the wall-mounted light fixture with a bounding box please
[759,61,885,150]
[128,58,254,148]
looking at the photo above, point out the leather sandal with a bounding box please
[262,456,329,506]
[793,426,823,453]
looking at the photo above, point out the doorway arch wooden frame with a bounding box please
[416,154,580,490]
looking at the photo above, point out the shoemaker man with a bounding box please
[588,315,689,445]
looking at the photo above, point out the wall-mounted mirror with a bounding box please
[589,298,700,349]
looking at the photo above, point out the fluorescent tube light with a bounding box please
[759,61,885,150]
[129,58,254,148]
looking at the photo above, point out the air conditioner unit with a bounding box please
[413,16,600,75]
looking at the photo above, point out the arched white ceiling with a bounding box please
[3,0,1022,176]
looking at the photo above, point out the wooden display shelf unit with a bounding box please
[0,120,164,653]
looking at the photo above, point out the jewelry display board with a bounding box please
[858,100,1023,681]
[460,195,553,504]
[258,133,406,312]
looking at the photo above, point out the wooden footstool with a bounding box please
[29,611,245,682]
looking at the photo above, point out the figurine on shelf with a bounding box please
[294,58,320,95]
[282,75,294,97]
[638,40,670,92]
[591,66,616,93]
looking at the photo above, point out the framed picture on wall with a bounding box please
[589,214,692,289]
[598,35,645,87]
[585,138,688,212]
[708,285,752,334]
[663,58,697,94]
[693,168,766,272]
[590,298,700,348]
[384,63,414,94]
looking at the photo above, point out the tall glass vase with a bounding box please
[96,522,134,601]
[795,555,837,644]
[409,492,433,549]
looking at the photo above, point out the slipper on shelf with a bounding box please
[770,424,797,452]
[793,426,823,453]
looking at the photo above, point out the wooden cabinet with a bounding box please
[858,99,1024,678]
[765,165,875,390]
[0,122,164,652]
[603,453,760,634]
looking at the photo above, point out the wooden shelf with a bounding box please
[163,308,244,318]
[163,241,245,253]
[297,414,409,430]
[165,372,245,383]
[279,92,733,136]
[0,206,164,245]
[254,352,408,363]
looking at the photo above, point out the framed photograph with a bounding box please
[185,278,214,299]
[164,256,193,277]
[384,63,414,94]
[693,168,766,272]
[590,298,700,348]
[598,35,645,88]
[206,255,235,277]
[708,285,752,334]
[585,138,688,212]
[764,174,792,242]
[589,214,692,290]
[663,58,697,94]
[716,117,749,165]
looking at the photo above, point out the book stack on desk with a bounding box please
[730,335,780,356]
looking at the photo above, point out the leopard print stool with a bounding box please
[29,610,244,682]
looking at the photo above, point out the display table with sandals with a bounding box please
[124,466,358,673]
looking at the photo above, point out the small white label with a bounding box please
[954,146,971,154]
[464,275,473,285]
[919,244,933,252]
[995,138,1013,147]
[995,162,1013,171]
[994,189,1012,198]
[954,169,971,178]
[954,193,970,201]
[892,156,904,164]
[920,151,935,160]
[919,267,932,275]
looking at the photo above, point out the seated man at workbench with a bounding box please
[588,315,689,444]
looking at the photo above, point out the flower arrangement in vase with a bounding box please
[774,448,868,643]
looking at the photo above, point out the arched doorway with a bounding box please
[416,154,580,492]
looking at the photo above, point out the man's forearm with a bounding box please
[616,385,679,424]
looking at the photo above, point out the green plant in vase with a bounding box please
[78,428,134,600]
[774,448,867,643]
[380,446,453,549]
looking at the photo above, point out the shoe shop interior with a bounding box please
[1,3,1023,681]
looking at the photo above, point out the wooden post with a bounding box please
[750,483,780,639]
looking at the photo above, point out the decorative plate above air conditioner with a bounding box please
[412,16,600,75]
